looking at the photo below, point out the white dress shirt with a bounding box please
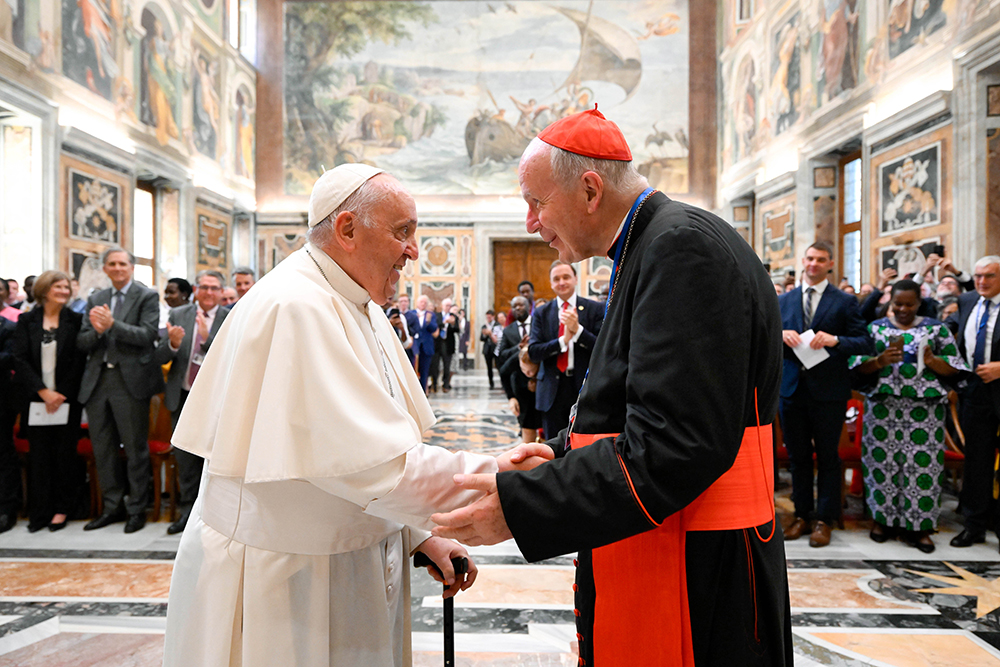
[964,293,1000,368]
[556,294,583,371]
[801,279,828,325]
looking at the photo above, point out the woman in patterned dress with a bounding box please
[851,280,968,553]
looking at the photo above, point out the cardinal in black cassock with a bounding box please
[433,108,793,666]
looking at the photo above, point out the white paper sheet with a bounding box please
[792,330,831,370]
[27,402,70,426]
[917,335,928,376]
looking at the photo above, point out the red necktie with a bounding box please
[557,302,570,373]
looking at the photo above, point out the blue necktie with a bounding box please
[974,300,991,368]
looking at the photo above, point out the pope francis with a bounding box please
[163,164,550,666]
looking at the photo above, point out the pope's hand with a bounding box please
[432,474,513,546]
[413,536,477,599]
[496,442,553,472]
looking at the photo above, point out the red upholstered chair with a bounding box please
[838,393,865,527]
[13,417,29,515]
[76,437,102,518]
[148,394,178,523]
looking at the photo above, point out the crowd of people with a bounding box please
[778,241,999,554]
[0,255,258,536]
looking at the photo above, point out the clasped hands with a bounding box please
[560,307,579,343]
[429,441,553,549]
[89,304,115,334]
[416,442,553,597]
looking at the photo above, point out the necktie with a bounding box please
[186,311,208,387]
[106,291,124,364]
[974,300,991,369]
[557,302,570,373]
[803,287,815,329]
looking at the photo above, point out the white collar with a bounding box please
[607,213,629,256]
[556,294,577,309]
[305,242,370,306]
[803,279,828,295]
[980,293,1000,307]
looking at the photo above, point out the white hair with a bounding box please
[306,175,408,246]
[975,255,1000,270]
[526,137,648,192]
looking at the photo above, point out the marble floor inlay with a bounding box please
[1,372,999,666]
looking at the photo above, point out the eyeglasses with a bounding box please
[197,285,222,292]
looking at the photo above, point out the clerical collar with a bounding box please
[304,242,370,306]
[607,214,629,258]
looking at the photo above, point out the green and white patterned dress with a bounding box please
[849,317,969,531]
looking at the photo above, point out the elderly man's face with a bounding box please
[520,146,593,263]
[416,295,429,311]
[221,287,238,305]
[352,181,419,306]
[975,263,1000,299]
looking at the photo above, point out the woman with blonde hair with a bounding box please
[12,271,85,532]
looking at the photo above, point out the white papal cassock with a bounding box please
[163,243,497,667]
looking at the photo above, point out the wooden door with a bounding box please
[492,240,560,315]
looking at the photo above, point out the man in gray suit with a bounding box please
[155,269,230,534]
[78,248,164,533]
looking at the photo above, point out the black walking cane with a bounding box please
[414,552,468,667]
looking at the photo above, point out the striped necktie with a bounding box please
[803,287,815,329]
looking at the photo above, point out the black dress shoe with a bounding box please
[124,513,146,534]
[950,529,986,548]
[49,521,67,532]
[84,512,126,531]
[28,522,49,533]
[166,510,190,535]
[0,514,15,534]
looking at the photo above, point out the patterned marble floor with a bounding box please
[1,370,1000,666]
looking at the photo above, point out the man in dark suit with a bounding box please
[480,310,499,387]
[945,255,1000,549]
[412,294,438,392]
[435,298,459,392]
[397,294,418,367]
[497,296,531,367]
[155,270,230,534]
[528,260,604,437]
[0,316,18,533]
[77,248,164,533]
[779,241,872,548]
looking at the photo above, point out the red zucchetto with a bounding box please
[537,106,632,161]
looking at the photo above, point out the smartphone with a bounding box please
[888,334,904,349]
[933,244,945,257]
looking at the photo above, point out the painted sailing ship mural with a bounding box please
[283,0,689,196]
